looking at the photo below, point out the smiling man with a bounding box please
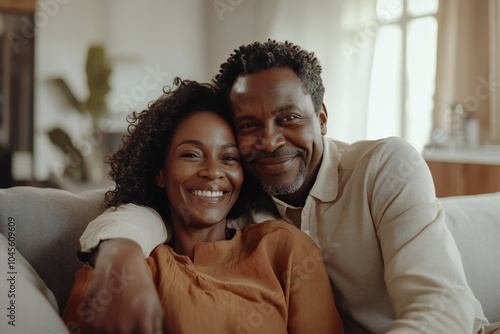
[77,40,495,333]
[230,66,326,208]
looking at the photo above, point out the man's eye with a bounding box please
[281,115,298,122]
[238,122,257,133]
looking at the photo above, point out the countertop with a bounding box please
[422,145,500,165]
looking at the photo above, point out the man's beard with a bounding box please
[260,160,306,196]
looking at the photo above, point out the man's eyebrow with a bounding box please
[273,104,298,114]
[234,104,300,122]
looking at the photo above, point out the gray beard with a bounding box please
[260,160,307,196]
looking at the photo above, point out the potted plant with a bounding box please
[47,44,112,183]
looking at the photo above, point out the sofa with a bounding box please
[0,186,499,332]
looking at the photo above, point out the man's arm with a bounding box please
[372,137,482,333]
[81,239,164,333]
[75,204,168,333]
[80,203,168,258]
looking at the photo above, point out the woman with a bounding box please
[62,79,343,333]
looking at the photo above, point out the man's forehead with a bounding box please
[231,70,306,98]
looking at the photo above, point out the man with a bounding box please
[79,40,492,333]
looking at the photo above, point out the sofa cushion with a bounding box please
[440,191,500,323]
[0,233,69,333]
[0,186,107,311]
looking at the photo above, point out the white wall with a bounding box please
[105,0,209,116]
[205,0,370,143]
[34,0,208,180]
[33,0,382,181]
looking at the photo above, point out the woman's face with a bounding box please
[157,111,243,228]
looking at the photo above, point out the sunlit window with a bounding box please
[368,0,439,151]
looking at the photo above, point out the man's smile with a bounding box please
[253,155,298,175]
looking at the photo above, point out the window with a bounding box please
[367,0,439,151]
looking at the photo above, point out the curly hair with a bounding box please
[104,78,255,222]
[213,39,325,113]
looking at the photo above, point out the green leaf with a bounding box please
[86,45,112,117]
[47,127,89,182]
[51,78,86,114]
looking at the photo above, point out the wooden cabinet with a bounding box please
[0,0,35,13]
[426,161,500,197]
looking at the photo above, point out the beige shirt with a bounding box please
[81,136,487,333]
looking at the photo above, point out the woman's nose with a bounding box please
[198,159,224,179]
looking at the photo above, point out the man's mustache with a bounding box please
[243,148,302,162]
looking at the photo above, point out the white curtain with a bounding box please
[489,0,500,144]
[433,0,493,144]
[255,0,378,143]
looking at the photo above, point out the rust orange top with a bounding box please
[63,220,343,333]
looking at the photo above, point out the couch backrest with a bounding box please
[440,191,500,323]
[0,186,107,311]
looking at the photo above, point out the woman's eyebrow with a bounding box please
[177,140,238,149]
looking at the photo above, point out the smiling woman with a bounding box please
[61,78,343,333]
[156,111,244,257]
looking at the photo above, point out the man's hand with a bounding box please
[83,239,164,334]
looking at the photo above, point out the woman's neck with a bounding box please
[171,221,228,260]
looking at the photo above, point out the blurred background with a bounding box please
[1,0,499,195]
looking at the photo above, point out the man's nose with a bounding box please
[258,125,285,152]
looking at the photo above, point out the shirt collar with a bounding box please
[308,137,339,202]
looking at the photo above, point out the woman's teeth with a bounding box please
[190,190,224,197]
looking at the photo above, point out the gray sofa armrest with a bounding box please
[0,186,107,311]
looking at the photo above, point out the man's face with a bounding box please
[230,67,327,205]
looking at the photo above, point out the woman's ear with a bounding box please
[319,104,328,135]
[156,171,165,188]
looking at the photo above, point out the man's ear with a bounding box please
[319,104,328,135]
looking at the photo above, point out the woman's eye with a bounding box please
[180,152,200,158]
[223,155,240,162]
